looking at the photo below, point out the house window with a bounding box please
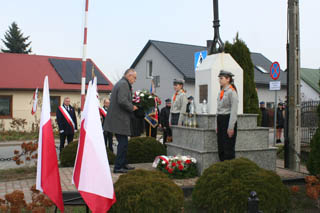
[146,60,153,78]
[0,96,12,118]
[50,96,60,116]
[199,85,208,103]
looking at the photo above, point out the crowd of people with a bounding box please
[56,68,242,173]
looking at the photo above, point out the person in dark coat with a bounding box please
[259,101,269,127]
[56,97,78,153]
[160,98,172,145]
[276,102,285,143]
[103,69,138,173]
[186,96,194,113]
[101,98,113,153]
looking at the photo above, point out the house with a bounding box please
[0,53,113,131]
[130,40,288,109]
[300,68,320,101]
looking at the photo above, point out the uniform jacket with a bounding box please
[56,105,78,135]
[170,89,187,125]
[103,77,133,136]
[160,106,171,128]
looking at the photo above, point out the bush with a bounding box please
[60,141,115,167]
[109,169,184,213]
[127,137,166,164]
[192,158,291,212]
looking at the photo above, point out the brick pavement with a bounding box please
[0,160,308,203]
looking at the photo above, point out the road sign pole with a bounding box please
[273,90,277,146]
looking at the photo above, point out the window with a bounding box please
[50,96,60,116]
[0,96,12,118]
[146,60,153,78]
[199,85,208,103]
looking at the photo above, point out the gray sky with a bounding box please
[1,0,319,83]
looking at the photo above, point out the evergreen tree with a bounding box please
[306,80,320,175]
[224,33,261,123]
[1,22,32,54]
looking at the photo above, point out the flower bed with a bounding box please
[153,155,198,179]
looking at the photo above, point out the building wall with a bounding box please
[0,90,109,132]
[256,86,287,108]
[133,45,194,108]
[301,80,320,101]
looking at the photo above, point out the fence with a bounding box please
[301,100,319,144]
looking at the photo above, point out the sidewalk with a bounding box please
[0,160,308,203]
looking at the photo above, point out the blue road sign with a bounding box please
[270,62,280,80]
[194,50,208,71]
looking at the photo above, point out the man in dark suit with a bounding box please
[101,98,114,153]
[56,97,78,153]
[160,99,172,145]
[103,69,138,173]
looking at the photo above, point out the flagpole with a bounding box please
[81,0,89,111]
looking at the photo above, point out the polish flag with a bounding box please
[73,78,116,212]
[31,88,38,115]
[36,76,64,212]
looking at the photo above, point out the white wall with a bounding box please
[301,80,320,101]
[256,86,287,105]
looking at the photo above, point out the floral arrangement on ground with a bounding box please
[154,155,198,179]
[132,89,161,112]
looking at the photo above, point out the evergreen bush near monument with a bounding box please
[109,169,184,213]
[307,83,320,175]
[224,34,261,124]
[192,158,291,212]
[127,137,166,164]
[1,22,32,53]
[60,141,115,167]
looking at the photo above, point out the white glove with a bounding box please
[59,130,64,133]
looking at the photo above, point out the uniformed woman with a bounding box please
[216,70,239,161]
[170,79,188,126]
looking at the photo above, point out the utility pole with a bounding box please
[286,0,301,171]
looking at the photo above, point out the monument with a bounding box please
[167,0,277,175]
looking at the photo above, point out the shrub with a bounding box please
[127,137,166,164]
[192,158,291,212]
[60,141,115,167]
[109,169,184,213]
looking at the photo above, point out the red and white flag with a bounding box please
[73,78,116,212]
[31,88,38,115]
[36,76,64,212]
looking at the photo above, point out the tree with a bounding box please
[1,22,32,54]
[224,33,261,123]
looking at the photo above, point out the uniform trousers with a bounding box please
[59,133,74,152]
[217,114,237,161]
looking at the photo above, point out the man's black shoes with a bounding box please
[113,168,128,173]
[124,164,135,170]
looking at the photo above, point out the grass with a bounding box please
[0,166,37,182]
[0,131,79,142]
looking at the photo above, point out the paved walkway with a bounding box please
[0,160,308,203]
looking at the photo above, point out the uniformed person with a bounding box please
[170,79,188,126]
[216,70,239,161]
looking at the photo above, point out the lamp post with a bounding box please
[209,0,225,55]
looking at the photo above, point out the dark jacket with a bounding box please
[56,105,78,135]
[260,107,269,127]
[103,77,133,136]
[276,107,284,127]
[160,106,171,128]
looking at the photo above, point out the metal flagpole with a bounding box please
[81,0,89,111]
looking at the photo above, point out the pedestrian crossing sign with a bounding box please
[194,50,208,71]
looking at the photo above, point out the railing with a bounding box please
[301,101,319,144]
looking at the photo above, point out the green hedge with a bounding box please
[60,141,115,167]
[192,158,291,212]
[127,137,166,164]
[109,169,184,213]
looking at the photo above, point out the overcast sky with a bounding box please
[1,0,319,83]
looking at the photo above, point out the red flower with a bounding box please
[171,162,177,167]
[165,165,169,171]
[185,159,191,164]
[168,168,173,173]
[178,164,184,171]
[177,161,182,165]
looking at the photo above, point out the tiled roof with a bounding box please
[0,53,113,91]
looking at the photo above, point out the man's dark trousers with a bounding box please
[59,133,74,152]
[114,134,128,170]
[104,131,114,152]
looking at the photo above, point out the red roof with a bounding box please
[0,53,113,91]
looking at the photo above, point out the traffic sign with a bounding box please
[269,81,281,91]
[194,50,208,71]
[270,62,280,80]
